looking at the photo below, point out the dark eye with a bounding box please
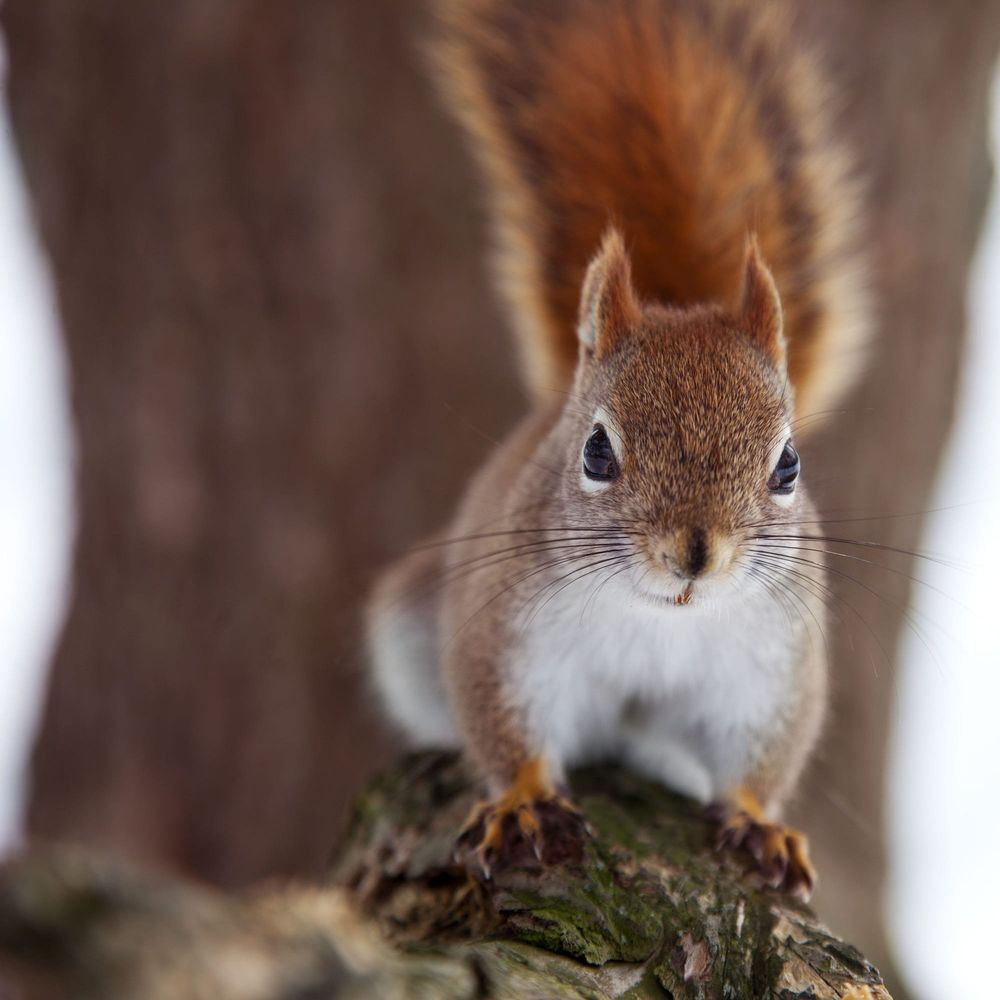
[768,440,800,494]
[583,425,618,481]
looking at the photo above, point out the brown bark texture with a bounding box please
[2,1,998,996]
[0,755,892,1000]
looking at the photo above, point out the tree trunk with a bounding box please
[2,2,998,997]
[0,754,892,1000]
[2,0,517,882]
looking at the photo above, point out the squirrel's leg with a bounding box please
[713,785,815,901]
[445,635,588,875]
[712,644,825,900]
[621,710,814,896]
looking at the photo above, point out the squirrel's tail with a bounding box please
[435,0,869,421]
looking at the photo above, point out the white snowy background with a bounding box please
[0,109,73,853]
[0,59,997,999]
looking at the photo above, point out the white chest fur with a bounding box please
[508,574,807,802]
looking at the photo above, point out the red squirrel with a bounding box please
[368,0,869,899]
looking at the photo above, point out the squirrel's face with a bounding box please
[564,229,807,608]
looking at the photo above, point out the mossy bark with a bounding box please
[0,753,891,999]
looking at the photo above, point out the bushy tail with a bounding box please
[435,0,869,421]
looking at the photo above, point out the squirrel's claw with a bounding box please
[713,806,816,902]
[456,790,588,877]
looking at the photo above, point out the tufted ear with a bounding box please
[737,235,786,369]
[577,227,642,358]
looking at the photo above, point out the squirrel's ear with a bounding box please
[737,235,786,369]
[577,227,642,357]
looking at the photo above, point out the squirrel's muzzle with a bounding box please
[654,526,733,582]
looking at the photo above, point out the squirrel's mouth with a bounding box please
[639,583,695,608]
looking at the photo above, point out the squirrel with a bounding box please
[367,0,869,899]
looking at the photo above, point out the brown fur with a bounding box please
[436,0,868,422]
[577,228,643,356]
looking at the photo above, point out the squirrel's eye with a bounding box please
[768,440,800,494]
[583,425,618,481]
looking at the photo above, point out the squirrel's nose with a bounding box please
[657,526,712,580]
[685,528,709,578]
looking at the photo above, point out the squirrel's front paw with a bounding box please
[456,761,589,877]
[711,797,815,901]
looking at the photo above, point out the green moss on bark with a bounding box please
[331,752,892,999]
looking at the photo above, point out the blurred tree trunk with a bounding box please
[0,0,520,881]
[2,1,998,996]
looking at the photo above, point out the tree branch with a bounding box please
[0,753,892,998]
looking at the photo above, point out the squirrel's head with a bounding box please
[564,227,806,609]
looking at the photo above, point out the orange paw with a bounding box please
[457,760,588,877]
[712,791,815,901]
